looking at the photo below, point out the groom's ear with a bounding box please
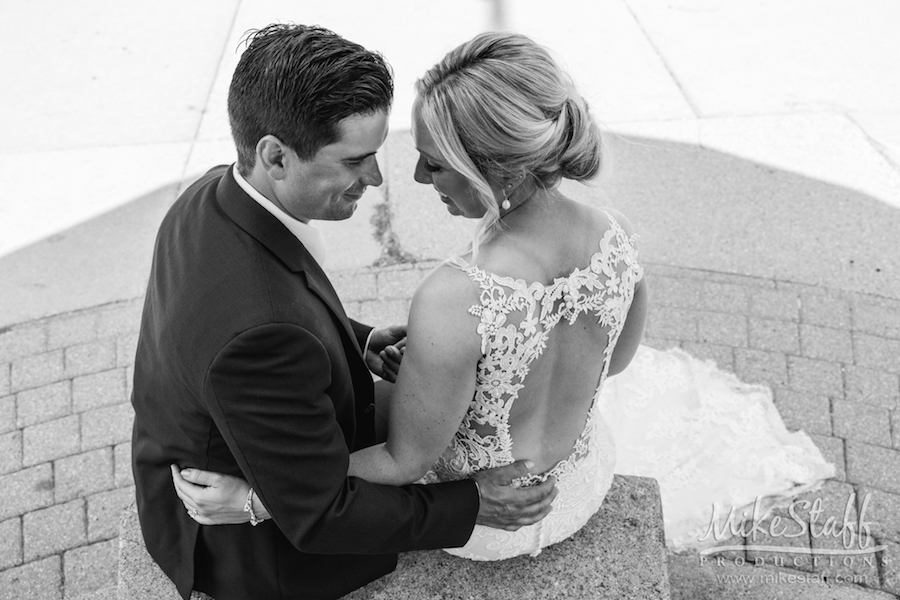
[256,135,288,180]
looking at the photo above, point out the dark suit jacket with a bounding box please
[132,165,478,600]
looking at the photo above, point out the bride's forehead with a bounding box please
[411,110,439,155]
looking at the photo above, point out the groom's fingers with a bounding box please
[383,346,402,369]
[485,459,535,484]
[513,476,557,506]
[472,461,560,530]
[504,476,557,512]
[381,365,398,383]
[378,345,404,383]
[378,351,398,383]
[495,479,557,531]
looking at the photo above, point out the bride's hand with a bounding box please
[170,465,271,525]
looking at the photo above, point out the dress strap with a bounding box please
[445,255,471,270]
[444,256,485,300]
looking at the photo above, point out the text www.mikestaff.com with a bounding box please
[715,571,870,586]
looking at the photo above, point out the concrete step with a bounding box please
[69,584,118,600]
[668,553,898,600]
[345,475,671,600]
[118,475,671,599]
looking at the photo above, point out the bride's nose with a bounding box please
[414,155,432,185]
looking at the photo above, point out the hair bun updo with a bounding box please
[553,93,602,184]
[415,31,604,256]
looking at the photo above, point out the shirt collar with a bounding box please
[232,165,328,267]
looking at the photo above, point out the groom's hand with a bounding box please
[366,325,407,382]
[472,460,557,531]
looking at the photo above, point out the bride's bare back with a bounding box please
[412,197,646,480]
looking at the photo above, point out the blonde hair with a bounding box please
[415,32,602,257]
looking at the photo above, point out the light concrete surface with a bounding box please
[505,0,697,124]
[3,0,900,329]
[0,183,172,327]
[698,113,900,210]
[0,1,238,154]
[596,133,900,299]
[852,111,900,169]
[117,501,179,600]
[606,121,702,146]
[0,143,191,258]
[625,0,900,116]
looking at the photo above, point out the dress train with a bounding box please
[597,344,835,551]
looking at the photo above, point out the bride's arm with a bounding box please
[608,277,647,377]
[348,266,481,485]
[606,208,648,377]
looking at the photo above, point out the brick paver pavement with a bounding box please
[0,261,898,599]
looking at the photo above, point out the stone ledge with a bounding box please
[117,500,178,600]
[118,475,670,599]
[346,475,671,600]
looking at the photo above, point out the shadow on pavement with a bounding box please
[0,182,178,329]
[572,135,900,299]
[3,136,898,329]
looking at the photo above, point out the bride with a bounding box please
[173,31,832,558]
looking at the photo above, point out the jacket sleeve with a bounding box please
[204,322,477,554]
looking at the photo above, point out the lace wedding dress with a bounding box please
[418,211,834,559]
[597,345,835,551]
[418,211,642,560]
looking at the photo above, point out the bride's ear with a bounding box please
[504,171,528,190]
[500,172,531,198]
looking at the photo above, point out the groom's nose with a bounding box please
[361,155,383,187]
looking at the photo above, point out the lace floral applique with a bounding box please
[424,212,643,487]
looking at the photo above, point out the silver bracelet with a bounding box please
[243,487,263,526]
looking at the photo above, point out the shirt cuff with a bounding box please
[363,329,375,360]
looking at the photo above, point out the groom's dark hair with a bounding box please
[228,24,393,175]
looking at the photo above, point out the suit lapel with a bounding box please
[215,166,363,355]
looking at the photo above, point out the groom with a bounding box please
[131,23,555,600]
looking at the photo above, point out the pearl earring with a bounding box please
[501,186,512,210]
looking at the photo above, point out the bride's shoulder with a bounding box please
[407,264,483,353]
[548,202,640,262]
[411,262,480,314]
[598,206,637,238]
[570,203,637,240]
